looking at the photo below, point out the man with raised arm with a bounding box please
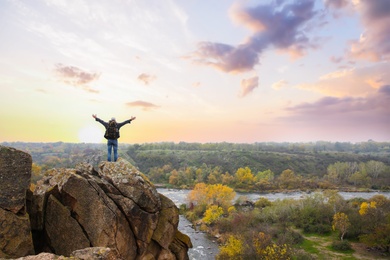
[92,114,136,162]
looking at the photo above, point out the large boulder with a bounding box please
[0,146,34,258]
[0,146,32,213]
[28,158,191,259]
[152,194,180,249]
[44,195,90,256]
[98,159,161,213]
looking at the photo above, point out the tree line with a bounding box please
[147,160,389,191]
[126,141,390,190]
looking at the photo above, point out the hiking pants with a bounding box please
[107,139,118,162]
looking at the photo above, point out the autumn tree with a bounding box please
[359,200,382,234]
[195,168,205,183]
[332,212,350,240]
[188,183,235,211]
[208,184,236,209]
[188,183,208,208]
[359,201,377,216]
[359,196,390,252]
[222,172,234,186]
[184,166,196,185]
[359,196,390,234]
[168,169,179,186]
[203,205,224,224]
[235,167,255,188]
[208,166,223,184]
[253,232,292,259]
[217,235,244,260]
[277,169,300,189]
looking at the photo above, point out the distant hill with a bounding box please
[126,141,390,177]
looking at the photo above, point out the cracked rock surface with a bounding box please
[1,145,192,260]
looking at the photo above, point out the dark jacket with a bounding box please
[95,117,132,139]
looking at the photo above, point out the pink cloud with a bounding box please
[239,76,259,97]
[54,63,100,93]
[284,85,390,132]
[126,100,159,111]
[189,0,319,74]
[54,64,100,85]
[137,73,156,85]
[349,0,390,61]
[324,0,350,9]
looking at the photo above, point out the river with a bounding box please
[158,188,220,259]
[157,188,390,260]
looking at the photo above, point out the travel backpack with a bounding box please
[104,120,119,139]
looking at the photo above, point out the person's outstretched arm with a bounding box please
[92,114,108,127]
[117,116,136,128]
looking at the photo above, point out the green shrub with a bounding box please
[215,217,234,233]
[331,240,352,251]
[185,211,199,222]
[303,224,331,235]
[178,204,187,214]
[276,229,304,245]
[254,197,272,208]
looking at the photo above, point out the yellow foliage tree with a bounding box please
[169,169,179,186]
[332,212,350,240]
[217,235,244,260]
[222,172,234,186]
[228,206,237,215]
[209,184,236,208]
[359,201,377,215]
[188,183,235,210]
[253,232,291,259]
[203,205,224,224]
[235,167,255,187]
[188,182,207,202]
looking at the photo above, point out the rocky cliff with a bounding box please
[0,145,192,260]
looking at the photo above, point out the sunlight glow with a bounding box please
[78,124,104,143]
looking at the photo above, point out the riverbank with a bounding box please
[159,187,390,259]
[155,183,390,194]
[158,187,390,204]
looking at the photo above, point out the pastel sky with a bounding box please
[1,0,389,144]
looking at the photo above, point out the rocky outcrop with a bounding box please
[0,146,35,258]
[0,145,192,259]
[12,247,119,260]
